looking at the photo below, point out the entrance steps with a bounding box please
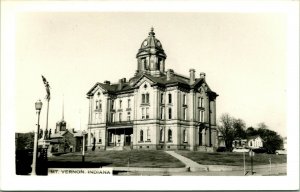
[106,146,124,151]
[106,146,132,151]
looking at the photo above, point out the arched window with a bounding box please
[140,130,144,142]
[168,129,172,142]
[250,141,253,146]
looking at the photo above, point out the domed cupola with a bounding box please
[136,27,167,77]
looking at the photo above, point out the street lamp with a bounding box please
[32,99,43,175]
[82,130,86,163]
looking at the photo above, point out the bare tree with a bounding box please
[217,113,235,150]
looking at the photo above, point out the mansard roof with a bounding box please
[87,71,218,97]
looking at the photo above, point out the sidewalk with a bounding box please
[165,151,208,171]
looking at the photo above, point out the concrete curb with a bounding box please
[106,166,189,173]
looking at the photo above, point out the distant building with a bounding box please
[50,129,87,153]
[247,135,263,149]
[232,139,247,148]
[86,28,219,151]
[49,103,87,153]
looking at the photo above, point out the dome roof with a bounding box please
[136,27,167,58]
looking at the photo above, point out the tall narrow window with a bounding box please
[95,101,99,110]
[140,130,144,142]
[147,128,150,141]
[142,94,145,104]
[127,112,131,121]
[183,94,186,105]
[160,107,164,119]
[200,110,204,122]
[119,100,122,109]
[111,113,114,122]
[98,130,101,143]
[128,99,131,108]
[119,113,122,122]
[168,93,172,104]
[161,93,164,104]
[183,108,187,120]
[146,107,149,119]
[146,93,149,104]
[183,129,187,142]
[168,129,172,142]
[111,100,115,110]
[200,98,204,108]
[99,100,102,110]
[142,108,145,119]
[160,128,163,142]
[168,108,172,119]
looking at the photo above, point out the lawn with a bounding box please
[176,151,287,166]
[48,150,185,168]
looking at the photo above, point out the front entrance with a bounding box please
[125,135,131,146]
[107,128,133,147]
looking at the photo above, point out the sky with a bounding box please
[15,12,288,136]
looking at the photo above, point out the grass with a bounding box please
[48,150,185,168]
[176,151,287,166]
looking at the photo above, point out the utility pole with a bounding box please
[250,149,254,175]
[243,152,246,175]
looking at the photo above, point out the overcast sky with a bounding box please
[15,12,288,136]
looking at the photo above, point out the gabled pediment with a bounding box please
[86,83,108,96]
[132,74,156,88]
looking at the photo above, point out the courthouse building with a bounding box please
[86,28,219,151]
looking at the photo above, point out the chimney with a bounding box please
[166,69,174,81]
[118,78,126,90]
[189,68,195,84]
[104,80,110,85]
[200,72,206,79]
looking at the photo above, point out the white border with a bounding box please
[1,1,299,190]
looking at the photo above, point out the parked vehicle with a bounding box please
[275,149,287,155]
[232,147,250,153]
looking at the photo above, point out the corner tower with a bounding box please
[136,27,167,77]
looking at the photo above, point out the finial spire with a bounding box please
[149,26,155,36]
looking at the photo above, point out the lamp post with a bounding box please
[32,99,43,175]
[82,130,86,163]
